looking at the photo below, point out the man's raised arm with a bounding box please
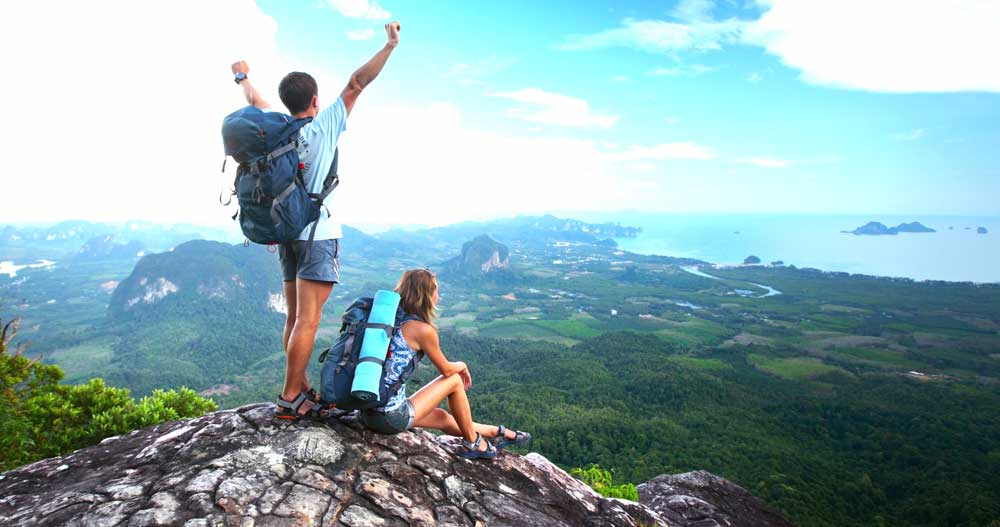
[340,21,400,115]
[231,61,270,110]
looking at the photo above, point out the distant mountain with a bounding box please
[893,221,936,233]
[522,215,641,239]
[449,235,510,273]
[0,220,231,260]
[844,221,936,235]
[978,227,989,234]
[340,225,405,259]
[374,214,641,255]
[440,235,516,288]
[75,235,146,261]
[109,240,280,320]
[104,240,286,393]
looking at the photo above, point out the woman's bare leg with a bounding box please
[409,374,502,444]
[411,407,504,439]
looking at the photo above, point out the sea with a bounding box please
[573,213,1000,284]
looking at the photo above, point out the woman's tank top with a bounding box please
[379,315,423,411]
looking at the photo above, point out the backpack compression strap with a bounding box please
[302,147,340,263]
[352,321,394,366]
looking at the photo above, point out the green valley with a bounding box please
[2,217,999,526]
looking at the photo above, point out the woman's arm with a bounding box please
[412,323,470,389]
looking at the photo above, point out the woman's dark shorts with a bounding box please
[359,401,414,435]
[278,239,340,283]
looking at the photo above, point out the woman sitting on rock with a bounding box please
[359,268,530,459]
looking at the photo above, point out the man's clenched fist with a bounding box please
[231,61,249,75]
[385,21,400,48]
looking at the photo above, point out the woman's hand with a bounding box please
[449,361,472,390]
[459,367,472,391]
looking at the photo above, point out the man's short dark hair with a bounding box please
[279,72,318,114]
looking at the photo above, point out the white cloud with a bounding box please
[745,0,1000,92]
[672,0,716,22]
[0,0,289,225]
[326,0,390,20]
[736,157,791,168]
[563,0,1000,93]
[0,1,653,227]
[444,57,518,87]
[610,75,631,82]
[332,102,649,225]
[630,162,659,172]
[892,128,926,141]
[664,116,681,124]
[488,89,619,129]
[646,64,721,76]
[607,142,718,161]
[746,72,763,83]
[560,17,745,53]
[346,28,376,41]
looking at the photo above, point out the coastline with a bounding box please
[605,214,1000,285]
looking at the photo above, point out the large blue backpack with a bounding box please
[221,106,339,252]
[318,297,424,411]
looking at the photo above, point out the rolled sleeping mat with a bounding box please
[351,289,401,402]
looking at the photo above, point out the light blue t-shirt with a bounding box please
[266,97,348,241]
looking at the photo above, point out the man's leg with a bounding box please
[282,280,297,351]
[281,280,316,395]
[281,277,333,401]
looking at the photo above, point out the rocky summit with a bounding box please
[0,404,790,527]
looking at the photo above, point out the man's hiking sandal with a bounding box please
[493,425,531,450]
[305,387,336,410]
[275,392,323,421]
[459,432,498,460]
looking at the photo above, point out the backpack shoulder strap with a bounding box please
[309,147,340,203]
[301,146,340,262]
[400,312,425,324]
[380,311,426,402]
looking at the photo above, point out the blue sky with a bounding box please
[1,0,998,226]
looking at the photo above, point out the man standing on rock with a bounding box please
[231,21,401,419]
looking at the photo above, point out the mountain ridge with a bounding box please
[0,403,792,527]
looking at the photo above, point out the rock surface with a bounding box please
[0,404,791,527]
[639,472,793,527]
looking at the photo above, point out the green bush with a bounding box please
[572,464,639,501]
[1,317,216,471]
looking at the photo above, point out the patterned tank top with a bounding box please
[380,317,423,411]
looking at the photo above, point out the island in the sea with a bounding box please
[843,221,936,235]
[978,226,989,234]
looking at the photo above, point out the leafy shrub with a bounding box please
[572,464,639,501]
[0,317,216,471]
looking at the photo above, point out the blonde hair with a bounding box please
[395,268,438,326]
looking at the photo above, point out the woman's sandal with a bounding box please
[459,432,498,460]
[275,392,324,421]
[493,425,531,450]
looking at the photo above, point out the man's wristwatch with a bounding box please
[234,72,248,85]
